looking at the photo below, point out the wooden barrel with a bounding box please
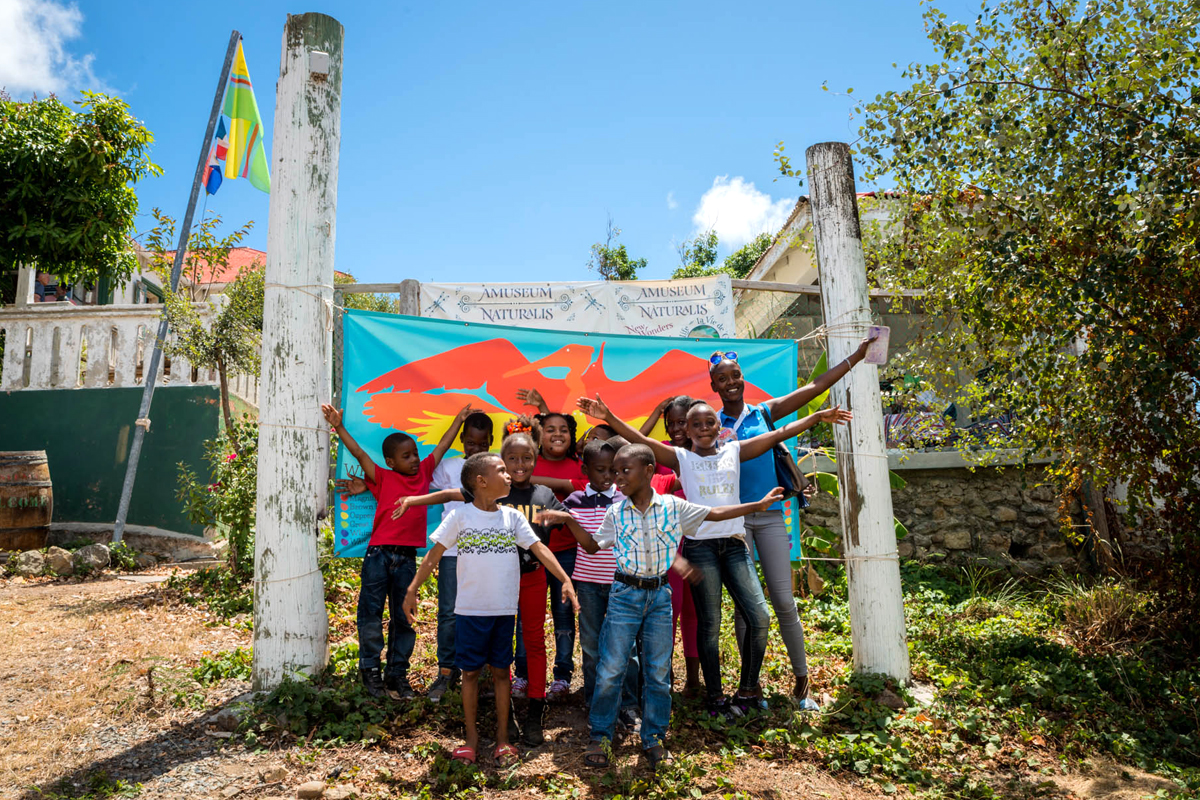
[0,451,53,551]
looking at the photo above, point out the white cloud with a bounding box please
[666,191,678,210]
[692,176,795,248]
[0,0,102,97]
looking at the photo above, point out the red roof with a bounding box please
[164,247,266,284]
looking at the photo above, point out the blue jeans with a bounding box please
[436,556,458,670]
[683,537,770,699]
[357,546,417,677]
[576,580,640,710]
[588,581,673,750]
[546,548,577,682]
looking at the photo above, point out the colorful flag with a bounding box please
[203,118,229,195]
[222,40,271,193]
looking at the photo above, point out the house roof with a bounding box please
[163,247,267,285]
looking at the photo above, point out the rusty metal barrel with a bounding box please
[0,451,53,551]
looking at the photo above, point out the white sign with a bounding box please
[419,275,735,338]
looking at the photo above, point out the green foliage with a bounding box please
[176,420,258,579]
[147,210,261,433]
[335,271,398,313]
[165,565,254,619]
[0,91,160,285]
[192,647,253,687]
[846,0,1200,604]
[672,231,773,280]
[107,542,140,573]
[588,217,646,281]
[33,771,142,799]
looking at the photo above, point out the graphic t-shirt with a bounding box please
[496,483,565,572]
[675,442,744,540]
[533,456,583,551]
[564,486,620,583]
[430,505,540,616]
[366,455,437,547]
[430,457,468,557]
[719,402,783,512]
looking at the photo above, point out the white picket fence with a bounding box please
[0,304,259,404]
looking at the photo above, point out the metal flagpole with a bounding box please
[112,30,242,543]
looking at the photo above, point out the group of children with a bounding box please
[319,357,853,773]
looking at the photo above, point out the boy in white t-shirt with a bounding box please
[577,394,850,717]
[403,452,579,768]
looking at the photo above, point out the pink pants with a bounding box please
[669,568,699,659]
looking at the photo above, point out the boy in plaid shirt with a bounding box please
[542,442,781,773]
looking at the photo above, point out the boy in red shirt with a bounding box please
[321,402,474,698]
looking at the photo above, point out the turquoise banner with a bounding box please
[334,311,804,557]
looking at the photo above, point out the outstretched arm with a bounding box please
[639,397,672,436]
[321,404,376,484]
[763,337,874,421]
[392,489,465,520]
[529,541,579,612]
[430,404,476,466]
[738,406,853,461]
[402,543,447,623]
[577,394,679,471]
[531,475,579,495]
[705,487,786,521]
[536,509,597,554]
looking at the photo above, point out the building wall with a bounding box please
[0,386,221,535]
[803,465,1083,577]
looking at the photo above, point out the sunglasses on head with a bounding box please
[709,351,739,367]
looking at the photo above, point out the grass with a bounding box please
[187,558,1198,799]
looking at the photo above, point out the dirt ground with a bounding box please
[0,575,1183,800]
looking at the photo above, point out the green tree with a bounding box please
[587,217,646,281]
[672,231,772,280]
[0,91,160,291]
[335,271,399,313]
[841,0,1200,599]
[147,210,261,442]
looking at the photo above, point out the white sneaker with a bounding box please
[512,676,528,698]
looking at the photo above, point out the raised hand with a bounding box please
[334,475,368,496]
[320,403,343,428]
[516,387,548,413]
[576,393,610,421]
[816,405,853,425]
[456,403,477,422]
[852,335,878,364]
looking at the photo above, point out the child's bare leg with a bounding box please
[492,667,512,747]
[461,669,482,752]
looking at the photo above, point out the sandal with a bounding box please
[583,741,610,769]
[644,744,673,773]
[493,743,520,768]
[451,745,476,765]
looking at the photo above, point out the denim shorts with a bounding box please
[455,613,516,671]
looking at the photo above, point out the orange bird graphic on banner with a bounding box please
[356,338,772,446]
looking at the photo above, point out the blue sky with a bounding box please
[2,0,974,283]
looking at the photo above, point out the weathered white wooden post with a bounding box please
[806,142,910,681]
[253,12,343,690]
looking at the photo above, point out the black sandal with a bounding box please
[644,744,673,773]
[583,741,609,769]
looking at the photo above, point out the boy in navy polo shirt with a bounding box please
[321,402,475,699]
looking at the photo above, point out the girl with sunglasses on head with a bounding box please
[707,338,874,710]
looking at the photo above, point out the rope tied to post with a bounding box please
[263,282,337,332]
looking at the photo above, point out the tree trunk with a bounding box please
[216,355,239,456]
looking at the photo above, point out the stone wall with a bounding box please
[803,465,1084,576]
